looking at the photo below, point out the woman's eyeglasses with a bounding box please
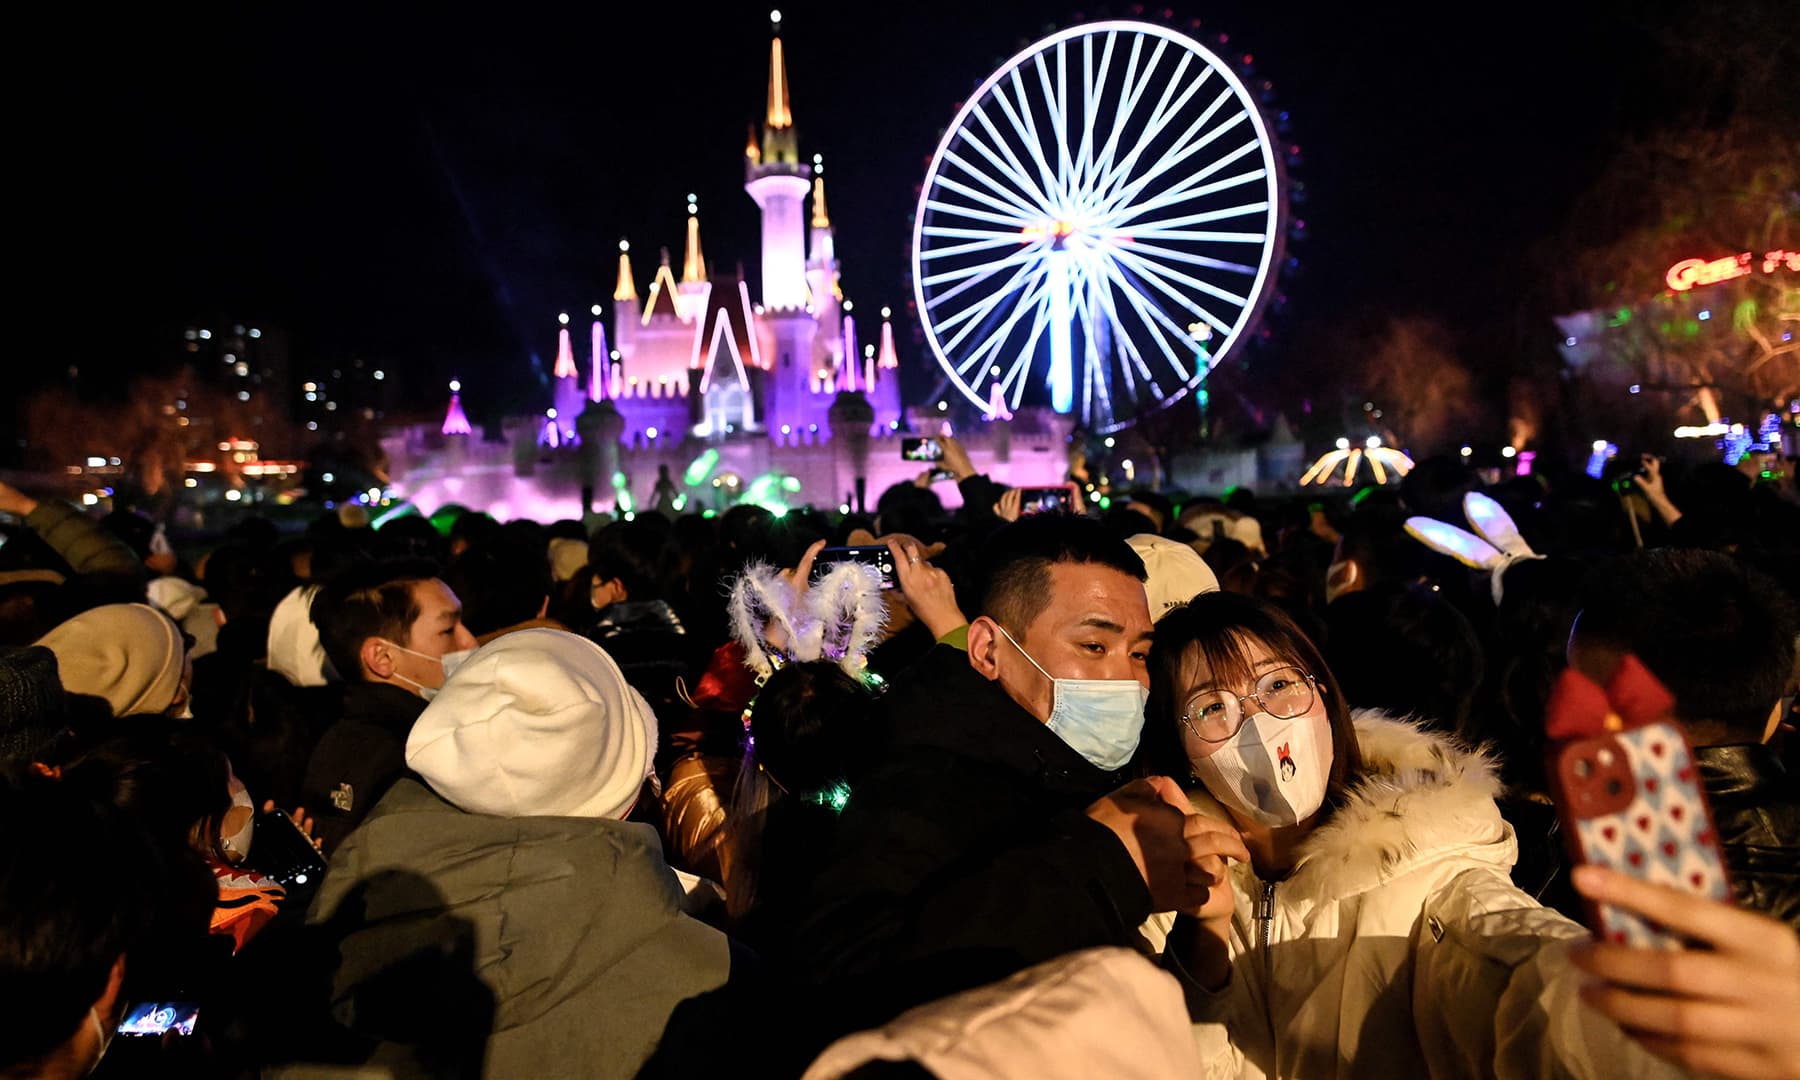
[1180,666,1318,743]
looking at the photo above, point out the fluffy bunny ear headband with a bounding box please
[728,560,886,682]
[1404,491,1544,605]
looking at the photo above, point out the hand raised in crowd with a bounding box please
[887,538,965,640]
[993,487,1023,523]
[1569,865,1800,1080]
[939,434,976,482]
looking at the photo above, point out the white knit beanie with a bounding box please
[405,628,657,820]
[36,603,185,717]
[1125,534,1220,622]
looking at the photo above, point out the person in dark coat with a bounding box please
[780,516,1232,1040]
[300,560,475,852]
[1569,549,1800,928]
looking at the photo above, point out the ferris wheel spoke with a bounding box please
[1087,32,1161,195]
[1108,250,1247,323]
[1106,245,1239,333]
[921,242,1040,288]
[935,259,1047,349]
[1068,274,1123,422]
[957,119,1057,216]
[996,67,1068,210]
[916,234,1025,262]
[1071,31,1110,193]
[921,223,1035,242]
[1098,262,1197,383]
[1091,42,1194,202]
[1095,95,1243,219]
[924,199,1035,230]
[1087,268,1160,391]
[1108,165,1266,225]
[929,171,1043,223]
[1122,198,1270,235]
[1090,61,1212,211]
[956,276,1049,377]
[1122,228,1267,244]
[1113,237,1257,277]
[1034,48,1076,205]
[1106,135,1260,224]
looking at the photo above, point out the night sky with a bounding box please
[23,1,1711,434]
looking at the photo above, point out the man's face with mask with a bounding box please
[969,561,1153,723]
[366,579,477,694]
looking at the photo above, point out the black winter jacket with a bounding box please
[1697,742,1800,930]
[781,644,1151,1021]
[299,683,428,853]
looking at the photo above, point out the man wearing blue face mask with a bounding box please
[767,516,1233,1058]
[301,560,477,851]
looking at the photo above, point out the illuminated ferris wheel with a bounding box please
[912,20,1287,432]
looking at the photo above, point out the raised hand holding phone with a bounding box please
[1570,865,1800,1080]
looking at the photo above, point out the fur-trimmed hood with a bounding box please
[1203,709,1515,905]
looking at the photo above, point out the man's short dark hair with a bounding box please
[975,516,1147,633]
[311,559,442,682]
[0,770,160,1065]
[588,521,665,601]
[1574,549,1798,741]
[445,542,551,637]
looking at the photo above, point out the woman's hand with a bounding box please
[1636,455,1682,525]
[262,800,323,852]
[1569,865,1800,1080]
[993,487,1023,523]
[888,539,966,640]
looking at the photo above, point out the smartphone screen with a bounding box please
[117,1001,200,1037]
[1016,486,1071,515]
[900,437,944,462]
[815,545,898,590]
[251,809,327,889]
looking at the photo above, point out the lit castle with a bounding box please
[385,14,1068,520]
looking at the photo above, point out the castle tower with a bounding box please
[868,307,904,430]
[745,11,812,312]
[441,379,473,437]
[612,241,639,359]
[589,305,610,403]
[748,11,822,437]
[678,195,713,320]
[805,161,843,389]
[552,312,583,437]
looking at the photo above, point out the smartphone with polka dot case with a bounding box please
[1550,721,1731,948]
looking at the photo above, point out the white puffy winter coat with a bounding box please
[1145,711,1693,1079]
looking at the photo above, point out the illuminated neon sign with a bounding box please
[1666,249,1799,292]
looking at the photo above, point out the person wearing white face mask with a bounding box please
[300,560,477,852]
[1139,592,1702,1079]
[763,516,1244,1066]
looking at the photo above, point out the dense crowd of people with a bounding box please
[2,439,1797,1079]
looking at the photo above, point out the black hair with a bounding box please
[974,515,1147,633]
[1143,591,1363,807]
[1323,581,1484,736]
[873,482,945,540]
[727,661,877,919]
[310,559,443,683]
[445,542,552,637]
[447,511,501,555]
[0,770,175,1065]
[372,514,444,563]
[58,722,233,861]
[1573,549,1798,742]
[587,520,667,601]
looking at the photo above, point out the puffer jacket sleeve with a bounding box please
[25,500,145,580]
[1411,866,1694,1079]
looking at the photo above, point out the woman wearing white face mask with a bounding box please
[1139,592,1694,1079]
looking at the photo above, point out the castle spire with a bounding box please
[745,123,761,164]
[682,196,707,284]
[766,12,792,130]
[877,307,899,369]
[613,240,638,302]
[758,11,798,165]
[589,306,610,402]
[441,380,472,436]
[810,173,829,228]
[553,313,578,379]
